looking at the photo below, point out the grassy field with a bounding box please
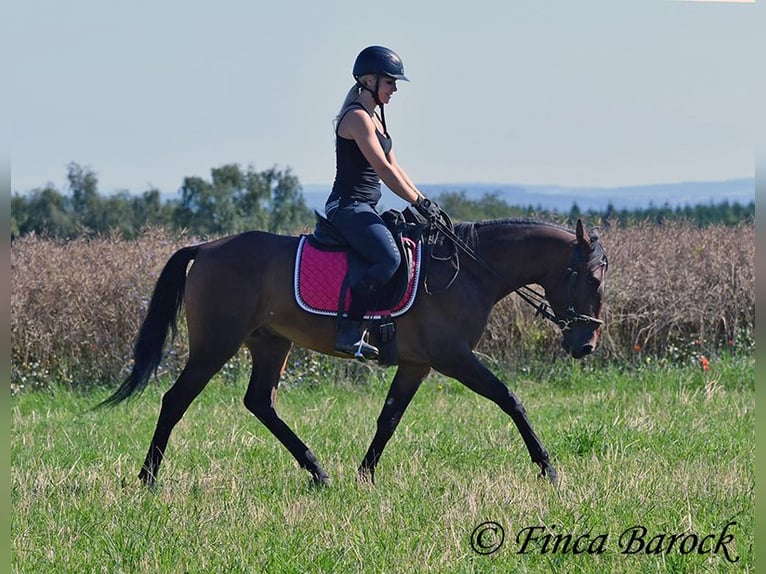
[11,356,753,573]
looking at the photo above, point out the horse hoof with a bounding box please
[138,468,157,490]
[311,474,332,488]
[356,467,376,485]
[539,463,558,486]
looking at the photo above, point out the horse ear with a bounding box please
[576,219,588,246]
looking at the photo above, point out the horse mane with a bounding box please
[453,218,605,268]
[453,218,574,250]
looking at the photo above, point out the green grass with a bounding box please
[12,356,753,573]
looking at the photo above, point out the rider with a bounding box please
[325,45,440,359]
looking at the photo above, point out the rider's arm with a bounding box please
[387,149,424,202]
[340,109,421,203]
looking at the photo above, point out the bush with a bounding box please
[11,230,193,391]
[10,221,754,392]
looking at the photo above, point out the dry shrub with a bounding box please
[598,221,754,359]
[10,221,755,391]
[11,229,193,390]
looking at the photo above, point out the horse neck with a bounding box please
[475,221,573,299]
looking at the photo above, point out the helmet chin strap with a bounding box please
[356,76,389,137]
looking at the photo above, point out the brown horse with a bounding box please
[101,217,608,487]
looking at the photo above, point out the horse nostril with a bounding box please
[581,344,594,355]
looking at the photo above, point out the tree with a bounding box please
[173,164,311,236]
[568,202,582,224]
[175,175,216,234]
[238,166,271,230]
[10,195,26,239]
[175,165,262,235]
[12,186,78,238]
[266,167,310,233]
[67,162,99,226]
[131,188,174,232]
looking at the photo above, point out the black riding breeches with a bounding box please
[326,199,401,289]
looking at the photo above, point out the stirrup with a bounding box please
[336,336,379,360]
[351,337,379,361]
[335,322,379,360]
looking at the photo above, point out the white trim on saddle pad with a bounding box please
[293,235,422,319]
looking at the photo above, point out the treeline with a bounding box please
[10,162,315,240]
[11,163,754,240]
[435,191,754,228]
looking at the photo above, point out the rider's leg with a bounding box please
[329,201,401,359]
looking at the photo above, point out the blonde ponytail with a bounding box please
[333,83,362,130]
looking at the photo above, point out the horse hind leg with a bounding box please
[243,332,330,486]
[139,338,241,488]
[358,363,430,484]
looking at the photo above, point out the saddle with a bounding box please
[293,208,425,364]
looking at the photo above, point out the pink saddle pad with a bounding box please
[293,235,421,318]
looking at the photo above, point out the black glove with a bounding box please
[412,197,442,223]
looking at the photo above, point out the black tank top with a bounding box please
[329,103,392,206]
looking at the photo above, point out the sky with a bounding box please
[8,0,763,199]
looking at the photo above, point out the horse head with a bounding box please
[546,219,608,359]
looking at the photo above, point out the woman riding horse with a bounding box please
[325,45,441,359]
[98,49,609,490]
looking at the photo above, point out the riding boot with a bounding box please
[335,278,380,360]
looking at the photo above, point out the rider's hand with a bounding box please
[412,197,442,223]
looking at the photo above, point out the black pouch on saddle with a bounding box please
[382,207,425,244]
[374,315,397,366]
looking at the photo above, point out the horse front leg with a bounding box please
[244,333,330,486]
[434,350,557,485]
[358,363,430,484]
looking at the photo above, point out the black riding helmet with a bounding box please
[353,45,409,82]
[352,46,409,136]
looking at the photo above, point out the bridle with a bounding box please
[514,243,607,332]
[426,217,606,332]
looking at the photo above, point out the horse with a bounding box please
[100,216,608,488]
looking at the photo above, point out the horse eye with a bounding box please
[589,277,601,288]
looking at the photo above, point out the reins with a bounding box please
[424,215,603,331]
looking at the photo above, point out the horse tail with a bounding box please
[98,245,199,408]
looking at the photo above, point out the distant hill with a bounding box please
[302,178,755,213]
